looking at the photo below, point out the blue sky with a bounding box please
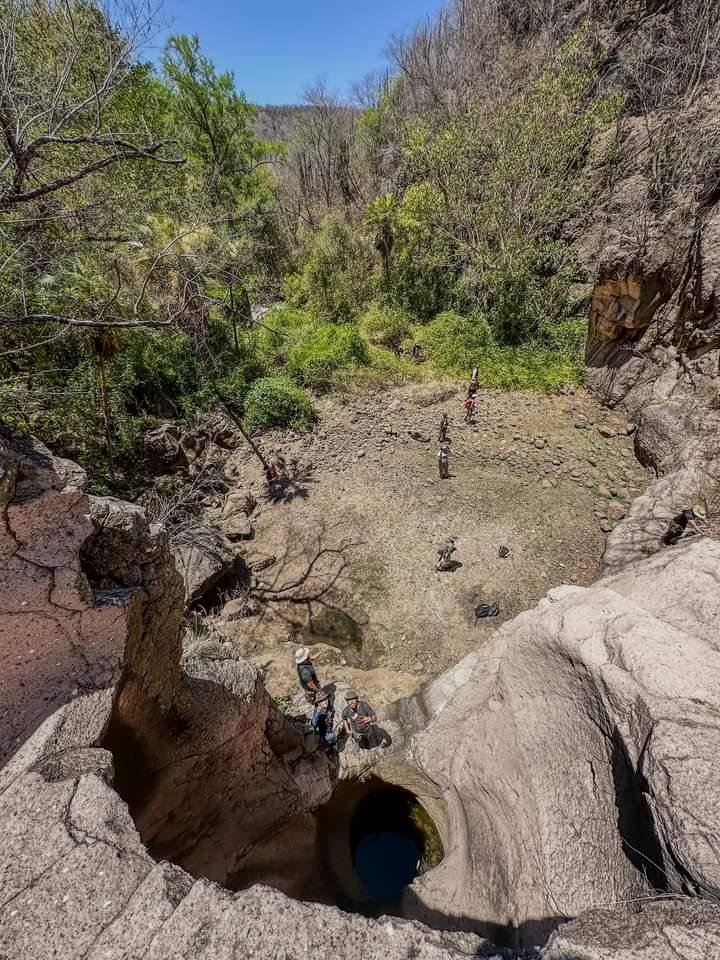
[148,0,446,105]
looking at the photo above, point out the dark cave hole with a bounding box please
[349,785,444,902]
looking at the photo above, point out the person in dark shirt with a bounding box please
[295,647,321,703]
[662,505,706,546]
[265,462,282,500]
[341,690,377,749]
[311,691,337,748]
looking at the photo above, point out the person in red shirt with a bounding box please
[265,462,281,499]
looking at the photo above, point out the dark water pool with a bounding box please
[350,786,443,901]
[354,831,421,900]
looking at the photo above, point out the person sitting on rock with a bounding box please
[311,690,337,749]
[295,647,321,704]
[662,504,707,546]
[436,537,457,572]
[341,690,377,749]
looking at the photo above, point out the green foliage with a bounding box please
[364,193,400,288]
[411,310,493,373]
[286,323,370,391]
[291,215,374,324]
[162,34,274,205]
[394,27,623,342]
[359,302,413,349]
[408,308,583,392]
[243,376,315,433]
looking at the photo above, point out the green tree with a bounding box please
[162,34,273,206]
[365,193,399,289]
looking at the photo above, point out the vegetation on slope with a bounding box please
[1,0,718,490]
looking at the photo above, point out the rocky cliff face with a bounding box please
[2,406,720,958]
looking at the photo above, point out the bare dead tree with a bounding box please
[0,0,182,211]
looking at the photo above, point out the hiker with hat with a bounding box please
[341,689,377,749]
[295,647,321,703]
[662,503,707,546]
[311,689,337,748]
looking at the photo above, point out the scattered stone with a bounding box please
[409,430,431,443]
[597,485,612,499]
[607,502,626,522]
[542,478,552,489]
[597,425,616,438]
[534,438,546,450]
[224,513,253,541]
[599,517,614,532]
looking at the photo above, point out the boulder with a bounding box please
[406,539,720,946]
[0,428,185,768]
[544,900,720,960]
[172,524,238,605]
[220,491,254,540]
[143,423,189,474]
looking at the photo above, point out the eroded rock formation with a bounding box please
[403,539,720,946]
[3,414,720,957]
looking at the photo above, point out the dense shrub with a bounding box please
[254,306,314,367]
[411,310,493,373]
[290,215,374,324]
[243,376,315,432]
[287,323,370,391]
[359,302,414,349]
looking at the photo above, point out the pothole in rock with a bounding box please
[225,772,447,921]
[350,784,444,902]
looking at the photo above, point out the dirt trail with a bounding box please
[210,382,648,704]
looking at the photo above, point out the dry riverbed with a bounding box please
[207,382,648,706]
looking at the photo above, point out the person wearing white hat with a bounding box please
[295,646,321,703]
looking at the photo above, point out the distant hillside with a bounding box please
[254,105,314,142]
[255,104,360,143]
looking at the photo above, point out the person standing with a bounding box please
[438,413,449,443]
[437,443,450,479]
[341,690,377,749]
[295,647,321,703]
[311,691,337,748]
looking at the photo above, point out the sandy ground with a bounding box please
[207,382,648,708]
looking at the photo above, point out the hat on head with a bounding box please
[693,503,707,520]
[295,646,310,664]
[344,689,359,701]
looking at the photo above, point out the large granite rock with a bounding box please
[3,400,720,959]
[544,900,720,960]
[0,679,491,960]
[404,539,720,947]
[0,428,182,766]
[171,523,238,606]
